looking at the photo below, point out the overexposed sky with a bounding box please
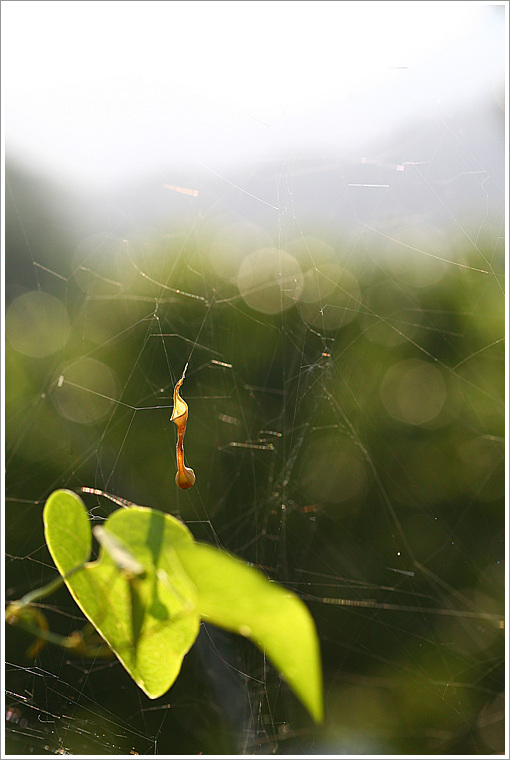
[2,1,505,187]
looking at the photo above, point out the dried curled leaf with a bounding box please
[171,374,195,489]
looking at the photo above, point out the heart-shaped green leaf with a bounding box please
[43,490,323,721]
[43,490,200,698]
[175,543,324,723]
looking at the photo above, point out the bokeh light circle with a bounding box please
[237,247,303,314]
[6,291,71,358]
[380,359,447,426]
[301,435,368,506]
[51,357,118,424]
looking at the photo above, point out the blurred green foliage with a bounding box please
[5,163,504,755]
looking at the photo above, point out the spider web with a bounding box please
[3,12,506,760]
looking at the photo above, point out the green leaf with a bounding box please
[44,489,92,573]
[176,542,324,723]
[43,490,200,698]
[43,491,323,721]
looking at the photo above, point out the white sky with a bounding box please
[1,1,505,187]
